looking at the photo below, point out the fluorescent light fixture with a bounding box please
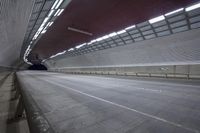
[87,42,92,45]
[40,17,49,28]
[68,48,74,51]
[165,8,184,16]
[43,17,49,23]
[23,45,32,64]
[58,50,66,55]
[149,15,165,24]
[88,40,96,45]
[32,16,50,41]
[46,22,51,27]
[38,27,44,32]
[43,22,51,30]
[186,2,200,11]
[27,45,31,50]
[108,32,117,37]
[54,9,61,16]
[96,37,104,41]
[76,43,86,49]
[30,41,33,44]
[125,25,136,30]
[55,0,64,9]
[51,0,59,9]
[48,10,55,17]
[57,9,64,16]
[101,35,109,40]
[42,59,46,63]
[117,30,126,35]
[49,22,54,26]
[50,55,56,58]
[33,33,39,40]
[50,50,66,58]
[41,22,51,34]
[41,30,46,34]
[91,40,96,43]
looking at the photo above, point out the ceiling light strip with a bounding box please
[57,9,64,16]
[51,0,60,9]
[125,25,136,30]
[149,15,165,24]
[55,0,64,9]
[48,9,55,17]
[165,8,184,16]
[76,43,87,49]
[24,0,69,64]
[54,9,61,16]
[186,2,200,11]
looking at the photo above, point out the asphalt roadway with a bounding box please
[17,71,200,133]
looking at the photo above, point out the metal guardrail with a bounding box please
[63,71,192,79]
[50,64,200,80]
[14,73,54,133]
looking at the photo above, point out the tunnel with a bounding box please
[28,64,47,70]
[1,0,200,133]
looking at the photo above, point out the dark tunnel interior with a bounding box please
[28,64,47,70]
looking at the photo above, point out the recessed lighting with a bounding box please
[68,48,74,51]
[186,2,200,12]
[96,37,104,41]
[59,50,66,54]
[48,10,55,17]
[54,9,61,16]
[50,55,56,58]
[51,0,59,9]
[108,32,117,37]
[149,15,165,24]
[88,40,96,45]
[87,42,92,45]
[76,43,86,49]
[50,50,66,58]
[165,8,184,16]
[55,0,64,9]
[41,17,49,27]
[91,40,96,43]
[101,35,109,40]
[57,9,64,16]
[41,30,46,34]
[125,25,136,30]
[49,22,54,26]
[117,30,126,35]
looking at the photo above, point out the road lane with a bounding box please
[17,71,200,133]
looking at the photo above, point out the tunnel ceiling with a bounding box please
[30,0,199,60]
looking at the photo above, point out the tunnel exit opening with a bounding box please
[28,64,47,70]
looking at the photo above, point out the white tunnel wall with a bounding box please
[47,28,200,69]
[0,0,34,68]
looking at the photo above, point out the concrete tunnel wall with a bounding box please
[45,29,200,79]
[0,0,34,68]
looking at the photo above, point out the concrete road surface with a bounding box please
[17,71,200,133]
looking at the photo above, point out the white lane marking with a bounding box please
[133,87,162,93]
[41,78,199,133]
